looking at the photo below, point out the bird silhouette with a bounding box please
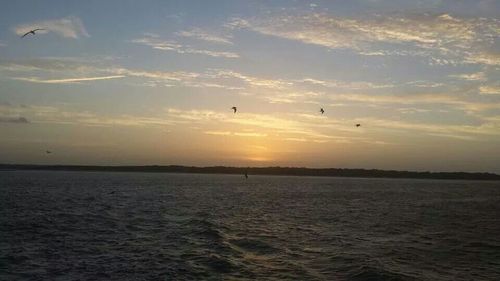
[231,106,237,113]
[245,170,248,179]
[320,108,324,114]
[46,150,52,154]
[21,28,45,38]
[356,124,361,127]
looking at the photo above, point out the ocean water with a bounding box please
[1,171,500,281]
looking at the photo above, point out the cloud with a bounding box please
[297,77,394,90]
[0,58,206,87]
[357,116,500,139]
[177,28,233,45]
[449,72,486,81]
[205,131,231,136]
[131,35,239,58]
[182,48,239,58]
[464,51,500,66]
[165,107,353,143]
[110,67,200,81]
[479,85,500,95]
[11,75,125,84]
[13,16,89,39]
[229,12,499,65]
[204,131,267,137]
[405,81,444,88]
[230,13,475,48]
[0,116,29,124]
[0,103,177,127]
[206,69,292,90]
[234,132,268,137]
[284,137,308,142]
[327,92,500,113]
[2,57,496,122]
[263,91,323,104]
[6,101,496,144]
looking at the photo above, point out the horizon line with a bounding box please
[1,163,499,180]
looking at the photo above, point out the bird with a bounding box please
[231,106,237,113]
[320,108,325,114]
[46,150,52,154]
[244,170,248,179]
[356,124,361,127]
[21,28,45,38]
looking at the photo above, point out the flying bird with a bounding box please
[46,150,52,154]
[21,28,45,38]
[231,106,237,113]
[356,124,361,127]
[320,108,324,114]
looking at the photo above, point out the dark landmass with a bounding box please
[1,164,499,180]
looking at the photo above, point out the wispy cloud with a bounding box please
[204,131,267,137]
[234,132,268,137]
[3,57,497,116]
[405,81,444,88]
[131,35,239,58]
[297,77,394,90]
[0,103,176,127]
[205,131,231,136]
[229,12,499,65]
[263,91,323,104]
[166,108,364,143]
[13,16,89,39]
[327,92,500,113]
[464,51,500,66]
[449,72,486,81]
[0,103,418,143]
[206,69,292,90]
[479,85,500,95]
[5,101,497,144]
[12,75,125,84]
[358,116,500,139]
[177,28,233,45]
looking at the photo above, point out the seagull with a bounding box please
[356,124,361,127]
[21,28,45,38]
[320,108,325,114]
[231,106,237,113]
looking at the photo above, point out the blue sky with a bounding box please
[0,0,499,172]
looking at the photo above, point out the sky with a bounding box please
[0,0,499,173]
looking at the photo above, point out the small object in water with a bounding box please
[231,106,237,113]
[320,108,324,114]
[356,124,361,127]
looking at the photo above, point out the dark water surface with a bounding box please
[1,171,500,280]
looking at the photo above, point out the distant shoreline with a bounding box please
[1,164,499,181]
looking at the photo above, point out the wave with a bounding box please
[347,265,417,281]
[229,238,279,255]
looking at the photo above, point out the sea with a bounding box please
[1,171,500,280]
